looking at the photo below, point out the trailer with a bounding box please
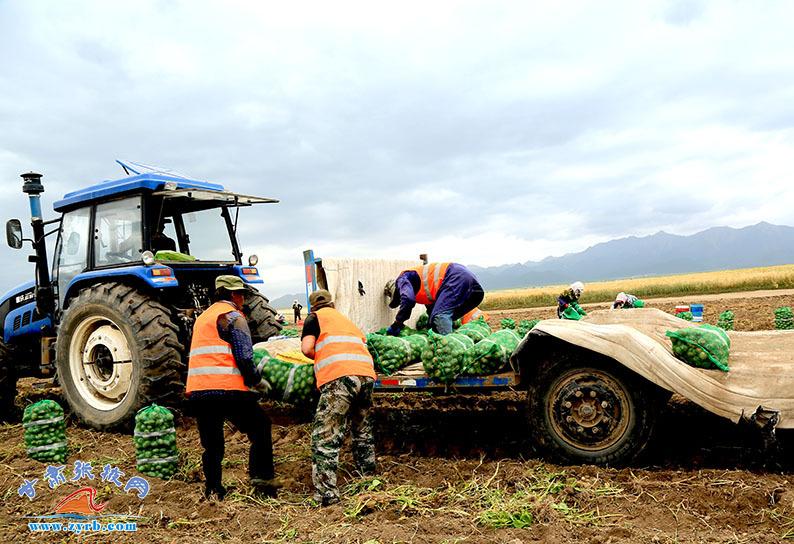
[304,252,794,466]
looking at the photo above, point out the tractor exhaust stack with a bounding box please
[21,172,54,316]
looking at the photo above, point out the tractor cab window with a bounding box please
[55,206,91,303]
[94,197,143,267]
[179,208,237,262]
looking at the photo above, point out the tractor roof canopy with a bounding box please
[53,173,276,213]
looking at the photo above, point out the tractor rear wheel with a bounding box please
[55,283,184,430]
[0,341,18,421]
[244,290,283,344]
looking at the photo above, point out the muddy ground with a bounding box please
[2,291,794,543]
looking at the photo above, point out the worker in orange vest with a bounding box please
[301,289,377,506]
[185,275,278,500]
[461,307,489,324]
[384,262,484,335]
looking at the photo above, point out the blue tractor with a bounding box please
[2,169,283,428]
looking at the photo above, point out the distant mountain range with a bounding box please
[269,292,304,309]
[469,222,794,290]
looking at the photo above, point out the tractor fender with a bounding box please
[513,308,794,428]
[62,265,178,309]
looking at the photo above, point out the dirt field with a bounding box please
[487,288,794,332]
[2,291,794,543]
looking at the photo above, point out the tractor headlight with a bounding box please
[248,254,259,266]
[141,250,156,266]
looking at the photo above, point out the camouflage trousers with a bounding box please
[311,375,376,502]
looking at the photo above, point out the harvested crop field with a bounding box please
[2,290,794,543]
[487,288,794,332]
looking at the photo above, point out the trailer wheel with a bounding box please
[527,355,658,466]
[0,341,18,421]
[56,283,184,430]
[244,290,283,344]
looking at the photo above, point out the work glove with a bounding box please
[252,378,272,397]
[386,323,403,337]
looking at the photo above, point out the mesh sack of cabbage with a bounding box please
[366,334,412,375]
[134,404,178,479]
[665,324,730,372]
[456,319,491,342]
[500,318,516,330]
[467,329,522,375]
[421,331,474,384]
[717,310,735,331]
[518,319,540,336]
[402,334,429,363]
[677,311,694,321]
[255,349,317,404]
[23,399,68,464]
[775,307,794,330]
[416,313,430,331]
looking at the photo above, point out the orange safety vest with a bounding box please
[185,302,249,394]
[461,307,489,325]
[407,262,450,305]
[313,307,375,389]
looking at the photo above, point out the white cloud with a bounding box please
[1,1,794,298]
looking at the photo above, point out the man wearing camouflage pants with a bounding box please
[301,289,377,506]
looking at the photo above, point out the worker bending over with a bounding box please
[558,281,587,320]
[385,262,484,335]
[185,276,278,500]
[612,292,645,309]
[301,290,377,506]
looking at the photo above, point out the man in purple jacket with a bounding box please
[384,262,484,336]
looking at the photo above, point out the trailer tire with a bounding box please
[527,353,658,466]
[56,283,184,430]
[244,290,283,344]
[0,341,18,421]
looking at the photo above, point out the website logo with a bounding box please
[18,460,149,534]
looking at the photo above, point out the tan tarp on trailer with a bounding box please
[520,308,794,428]
[317,258,424,333]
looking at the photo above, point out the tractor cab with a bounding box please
[51,173,278,313]
[1,168,283,429]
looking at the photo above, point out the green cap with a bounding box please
[309,289,333,309]
[215,275,250,292]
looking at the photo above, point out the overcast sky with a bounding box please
[1,0,793,299]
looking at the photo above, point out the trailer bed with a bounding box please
[374,371,519,391]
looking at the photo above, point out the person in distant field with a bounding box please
[292,299,303,324]
[384,262,484,335]
[461,307,489,325]
[558,281,587,319]
[611,292,645,310]
[300,290,377,506]
[185,275,278,501]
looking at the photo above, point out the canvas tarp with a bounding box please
[317,257,424,333]
[517,308,794,428]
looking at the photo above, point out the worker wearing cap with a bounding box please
[301,289,377,506]
[185,275,278,500]
[384,262,484,336]
[558,281,587,319]
[612,292,644,310]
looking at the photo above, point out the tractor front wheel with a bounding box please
[55,283,184,429]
